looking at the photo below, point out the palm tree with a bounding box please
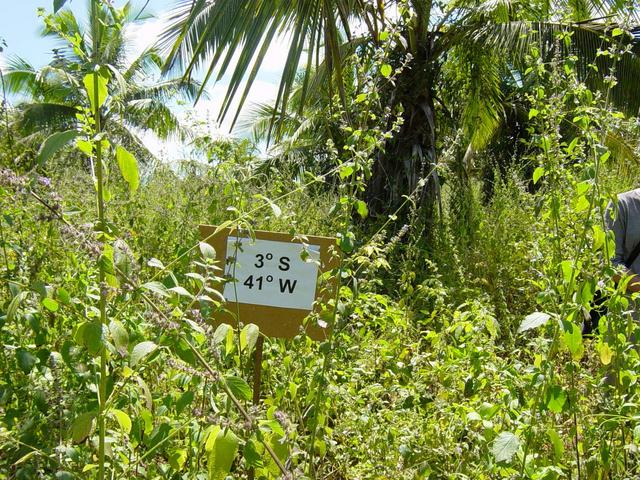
[159,0,639,219]
[3,1,201,163]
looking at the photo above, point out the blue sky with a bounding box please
[0,1,287,159]
[1,1,174,67]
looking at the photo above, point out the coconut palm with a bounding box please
[160,0,639,217]
[3,1,201,163]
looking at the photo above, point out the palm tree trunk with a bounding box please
[365,34,441,228]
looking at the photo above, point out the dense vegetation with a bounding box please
[1,0,640,479]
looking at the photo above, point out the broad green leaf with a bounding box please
[243,438,263,468]
[562,321,584,361]
[547,428,564,459]
[176,390,195,415]
[204,425,222,452]
[81,321,103,356]
[76,139,93,156]
[83,71,109,111]
[611,27,624,37]
[380,64,392,78]
[110,409,132,434]
[148,258,165,269]
[240,324,259,354]
[355,200,368,218]
[213,323,232,346]
[72,412,95,443]
[130,341,158,367]
[57,287,71,304]
[142,281,169,297]
[598,342,613,365]
[109,320,129,356]
[546,385,566,413]
[518,312,551,333]
[37,130,79,166]
[42,297,59,312]
[532,166,545,184]
[225,375,252,401]
[199,242,216,261]
[116,146,140,193]
[592,225,605,251]
[208,429,239,480]
[492,431,520,463]
[169,286,193,298]
[528,108,539,119]
[338,164,354,179]
[169,449,188,471]
[16,348,37,374]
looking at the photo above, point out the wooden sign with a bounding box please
[199,225,340,340]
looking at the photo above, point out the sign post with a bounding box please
[199,225,339,478]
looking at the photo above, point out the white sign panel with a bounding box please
[223,236,321,310]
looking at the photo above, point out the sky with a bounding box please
[0,0,287,161]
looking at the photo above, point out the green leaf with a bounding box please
[109,320,129,356]
[42,297,59,312]
[208,429,239,480]
[110,409,132,434]
[82,321,103,357]
[57,287,71,305]
[243,438,263,468]
[213,324,232,346]
[169,286,193,298]
[380,64,392,78]
[338,164,354,179]
[16,348,37,374]
[116,146,140,193]
[200,242,217,261]
[130,341,158,367]
[225,375,252,401]
[7,291,28,323]
[492,431,520,463]
[598,341,613,365]
[611,27,624,37]
[204,425,222,452]
[72,412,95,443]
[546,385,566,413]
[142,281,169,297]
[563,321,584,361]
[547,428,565,459]
[76,139,93,156]
[355,200,368,218]
[37,130,79,166]
[532,166,545,184]
[83,71,109,111]
[528,108,539,119]
[518,312,550,333]
[169,449,188,471]
[240,324,259,354]
[355,93,367,103]
[176,390,195,415]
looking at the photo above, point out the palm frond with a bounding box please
[122,98,189,140]
[15,102,78,132]
[160,0,365,131]
[2,57,38,96]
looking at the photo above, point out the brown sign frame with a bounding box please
[199,225,340,340]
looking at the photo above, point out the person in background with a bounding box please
[606,188,640,293]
